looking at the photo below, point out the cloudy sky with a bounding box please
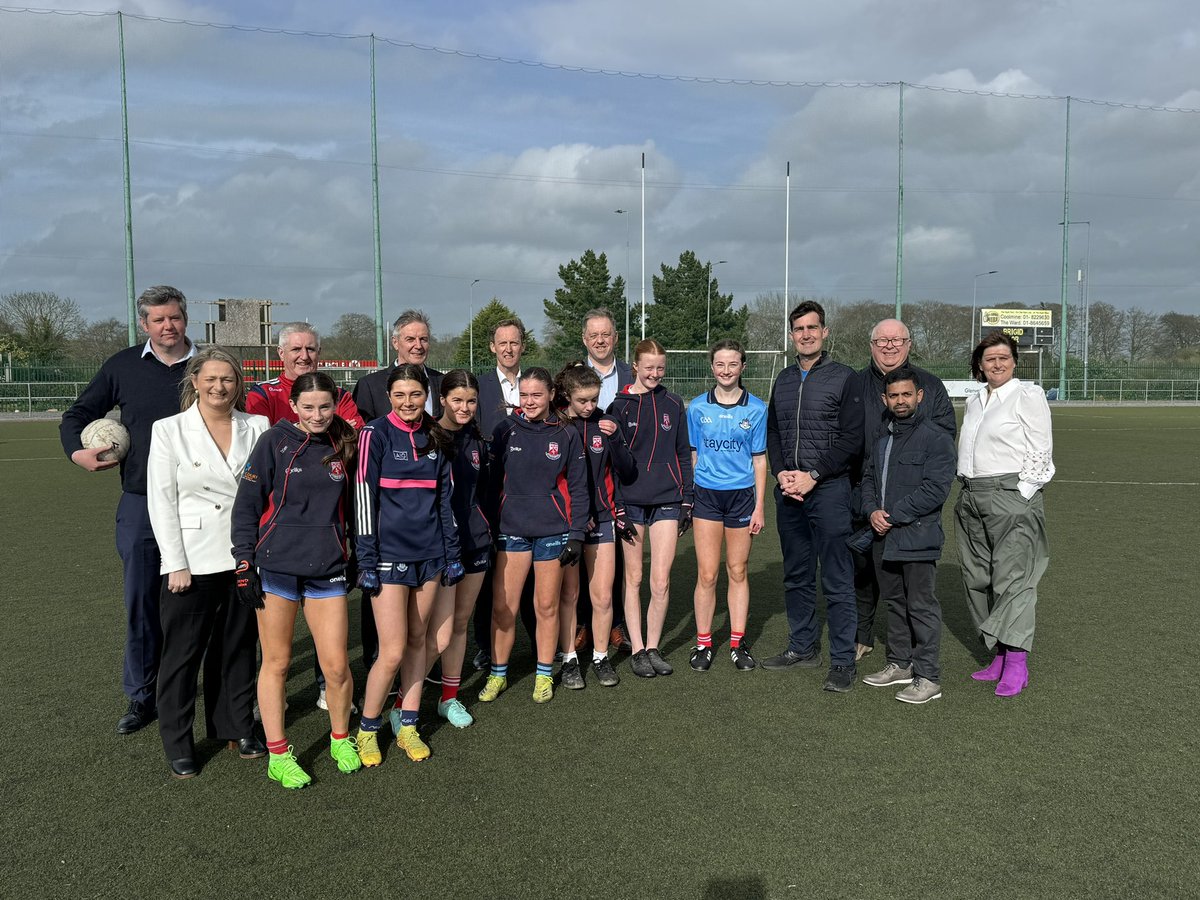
[2,0,1198,353]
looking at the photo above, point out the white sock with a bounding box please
[563,651,578,664]
[592,649,607,663]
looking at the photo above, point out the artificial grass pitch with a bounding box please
[1,408,1195,899]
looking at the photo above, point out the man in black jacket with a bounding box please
[352,310,444,422]
[853,318,955,661]
[762,301,863,692]
[859,367,956,704]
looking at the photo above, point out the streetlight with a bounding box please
[705,259,728,346]
[615,209,631,360]
[971,270,999,348]
[469,278,480,369]
[1060,220,1091,397]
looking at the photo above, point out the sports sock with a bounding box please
[697,631,713,648]
[730,630,745,648]
[267,738,289,756]
[563,650,578,664]
[441,675,460,702]
[490,662,509,679]
[400,709,419,728]
[359,714,382,734]
[592,649,607,663]
[536,661,553,678]
[330,730,348,741]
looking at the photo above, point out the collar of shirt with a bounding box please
[978,376,1022,407]
[497,367,521,406]
[588,358,617,378]
[142,338,196,366]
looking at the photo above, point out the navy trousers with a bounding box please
[115,492,164,705]
[775,478,857,667]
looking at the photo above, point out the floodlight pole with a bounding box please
[1058,97,1072,400]
[370,35,385,367]
[784,161,791,352]
[971,270,998,348]
[118,12,136,344]
[469,279,480,369]
[615,209,630,361]
[706,260,727,346]
[640,153,647,341]
[894,81,905,318]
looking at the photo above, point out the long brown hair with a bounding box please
[290,372,357,467]
[387,364,454,456]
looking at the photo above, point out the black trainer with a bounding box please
[645,648,673,675]
[561,659,585,690]
[629,650,656,678]
[823,664,856,693]
[592,655,620,687]
[730,644,757,671]
[761,648,822,670]
[689,646,715,672]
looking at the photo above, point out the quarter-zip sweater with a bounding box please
[488,412,588,541]
[354,413,460,572]
[231,420,352,577]
[568,411,637,525]
[607,384,693,507]
[766,352,863,481]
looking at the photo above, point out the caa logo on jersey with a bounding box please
[546,441,561,461]
[329,460,346,482]
[739,418,752,431]
[590,435,604,454]
[661,413,672,431]
[393,450,408,461]
[470,449,481,470]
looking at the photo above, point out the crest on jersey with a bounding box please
[328,460,346,482]
[546,441,561,461]
[470,449,481,470]
[661,413,672,431]
[393,450,408,461]
[590,435,604,453]
[739,418,752,431]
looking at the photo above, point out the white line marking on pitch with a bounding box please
[1057,479,1199,486]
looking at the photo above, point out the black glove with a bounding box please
[234,558,264,610]
[558,539,583,567]
[613,509,638,545]
[441,559,465,587]
[845,526,876,554]
[357,568,381,597]
[678,502,694,536]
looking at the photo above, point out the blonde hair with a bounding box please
[179,347,246,412]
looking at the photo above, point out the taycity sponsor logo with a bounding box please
[739,418,752,431]
[661,413,672,431]
[590,434,604,454]
[546,441,561,461]
[329,459,346,482]
[703,437,742,452]
[393,450,408,461]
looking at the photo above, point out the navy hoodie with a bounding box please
[567,411,636,526]
[448,425,492,563]
[488,411,588,541]
[231,420,352,578]
[607,384,693,507]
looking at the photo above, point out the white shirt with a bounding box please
[958,377,1055,499]
[142,338,196,366]
[589,358,620,411]
[497,367,521,412]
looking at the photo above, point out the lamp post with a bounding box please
[469,278,480,369]
[705,259,728,346]
[1059,220,1091,397]
[971,270,998,348]
[615,209,631,360]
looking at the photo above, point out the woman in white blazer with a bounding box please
[147,347,270,778]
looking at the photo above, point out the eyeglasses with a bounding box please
[871,338,911,348]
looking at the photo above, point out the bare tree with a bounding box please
[70,317,128,361]
[320,312,377,361]
[1124,309,1161,363]
[1086,302,1125,362]
[1154,311,1200,359]
[907,301,971,362]
[0,291,86,361]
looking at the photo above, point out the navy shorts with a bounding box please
[463,547,492,575]
[261,569,348,602]
[585,521,615,546]
[694,485,755,529]
[377,559,444,588]
[497,532,568,562]
[625,503,680,526]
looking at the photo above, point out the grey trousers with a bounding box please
[954,475,1048,652]
[872,546,942,682]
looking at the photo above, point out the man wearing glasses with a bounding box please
[852,319,955,660]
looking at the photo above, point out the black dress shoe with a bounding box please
[116,700,157,735]
[229,736,267,759]
[168,757,199,779]
[760,648,822,670]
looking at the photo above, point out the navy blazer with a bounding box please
[476,368,518,438]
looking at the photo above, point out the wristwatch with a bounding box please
[807,469,820,482]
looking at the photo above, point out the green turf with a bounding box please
[1,408,1196,899]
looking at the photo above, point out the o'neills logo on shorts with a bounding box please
[590,435,604,453]
[329,460,346,482]
[661,413,672,431]
[546,441,561,461]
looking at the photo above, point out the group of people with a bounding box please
[61,287,1054,790]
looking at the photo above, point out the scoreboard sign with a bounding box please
[980,309,1053,347]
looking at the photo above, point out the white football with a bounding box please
[81,418,131,462]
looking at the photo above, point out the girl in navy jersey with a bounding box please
[231,372,361,789]
[685,339,768,673]
[607,339,693,679]
[353,364,462,766]
[553,363,636,688]
[418,370,491,728]
[479,367,588,705]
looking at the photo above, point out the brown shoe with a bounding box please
[855,643,874,662]
[574,625,589,651]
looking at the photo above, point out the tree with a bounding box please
[1154,311,1200,359]
[1086,302,1125,362]
[0,291,86,361]
[542,250,626,353]
[320,312,376,361]
[452,298,540,368]
[70,317,127,361]
[906,301,972,363]
[1124,308,1160,363]
[744,292,792,352]
[647,251,747,351]
[823,299,893,365]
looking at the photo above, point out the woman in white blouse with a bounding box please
[147,347,270,778]
[955,332,1053,698]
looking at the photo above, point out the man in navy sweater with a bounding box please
[762,300,864,692]
[61,285,196,734]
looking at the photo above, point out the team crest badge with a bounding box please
[393,450,408,461]
[546,441,561,461]
[590,435,604,453]
[739,418,752,431]
[661,413,672,431]
[470,449,481,470]
[329,460,346,482]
